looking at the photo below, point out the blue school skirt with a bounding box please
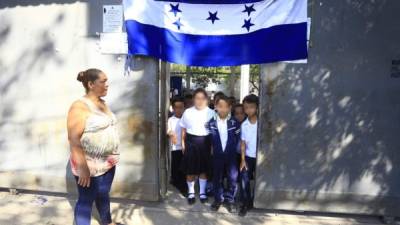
[181,133,211,175]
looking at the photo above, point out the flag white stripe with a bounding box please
[123,0,307,36]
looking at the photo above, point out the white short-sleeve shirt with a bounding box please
[241,118,258,158]
[180,106,215,136]
[167,116,183,151]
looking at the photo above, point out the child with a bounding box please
[239,94,259,217]
[208,95,241,213]
[180,88,215,205]
[210,91,225,110]
[233,103,246,178]
[206,91,225,196]
[228,96,237,107]
[233,104,246,124]
[167,96,187,195]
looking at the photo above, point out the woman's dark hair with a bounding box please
[193,88,208,99]
[77,68,103,92]
[171,96,184,107]
[243,94,259,107]
[216,95,231,106]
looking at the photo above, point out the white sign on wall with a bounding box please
[103,5,123,33]
[101,5,127,54]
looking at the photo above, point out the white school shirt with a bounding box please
[241,118,258,158]
[180,106,215,136]
[167,116,183,151]
[216,115,228,151]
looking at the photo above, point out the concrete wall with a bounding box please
[255,0,400,216]
[0,1,160,201]
[2,0,400,215]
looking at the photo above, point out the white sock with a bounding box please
[199,178,207,198]
[187,181,195,198]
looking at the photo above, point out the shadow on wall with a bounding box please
[0,0,122,37]
[0,8,71,224]
[108,56,159,200]
[0,2,157,224]
[257,0,400,217]
[0,10,65,146]
[0,0,85,8]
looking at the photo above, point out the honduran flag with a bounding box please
[123,0,308,66]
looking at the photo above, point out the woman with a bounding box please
[180,88,215,205]
[67,68,121,225]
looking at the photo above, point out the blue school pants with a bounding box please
[240,156,256,207]
[213,153,238,203]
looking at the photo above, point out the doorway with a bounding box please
[158,63,260,201]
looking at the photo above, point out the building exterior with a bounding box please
[256,0,400,216]
[0,0,399,217]
[0,0,161,201]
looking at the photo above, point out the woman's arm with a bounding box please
[67,101,91,187]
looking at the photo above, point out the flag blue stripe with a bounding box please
[125,20,308,66]
[154,0,263,4]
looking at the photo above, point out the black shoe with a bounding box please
[238,205,248,217]
[187,193,196,205]
[248,202,254,210]
[210,201,222,211]
[199,194,208,204]
[224,202,236,213]
[188,197,196,205]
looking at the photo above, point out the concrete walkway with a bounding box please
[0,188,389,225]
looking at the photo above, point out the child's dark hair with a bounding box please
[243,94,259,107]
[193,88,208,99]
[171,96,184,107]
[216,95,231,106]
[214,91,225,100]
[184,93,193,100]
[233,103,244,111]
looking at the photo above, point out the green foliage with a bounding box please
[170,64,259,91]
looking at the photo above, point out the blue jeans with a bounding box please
[74,166,115,225]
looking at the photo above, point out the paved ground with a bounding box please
[0,187,392,225]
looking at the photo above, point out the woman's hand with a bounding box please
[78,164,91,187]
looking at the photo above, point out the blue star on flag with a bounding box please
[173,18,183,30]
[169,3,182,17]
[242,4,256,16]
[206,11,219,24]
[242,18,254,32]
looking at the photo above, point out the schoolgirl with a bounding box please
[180,88,215,204]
